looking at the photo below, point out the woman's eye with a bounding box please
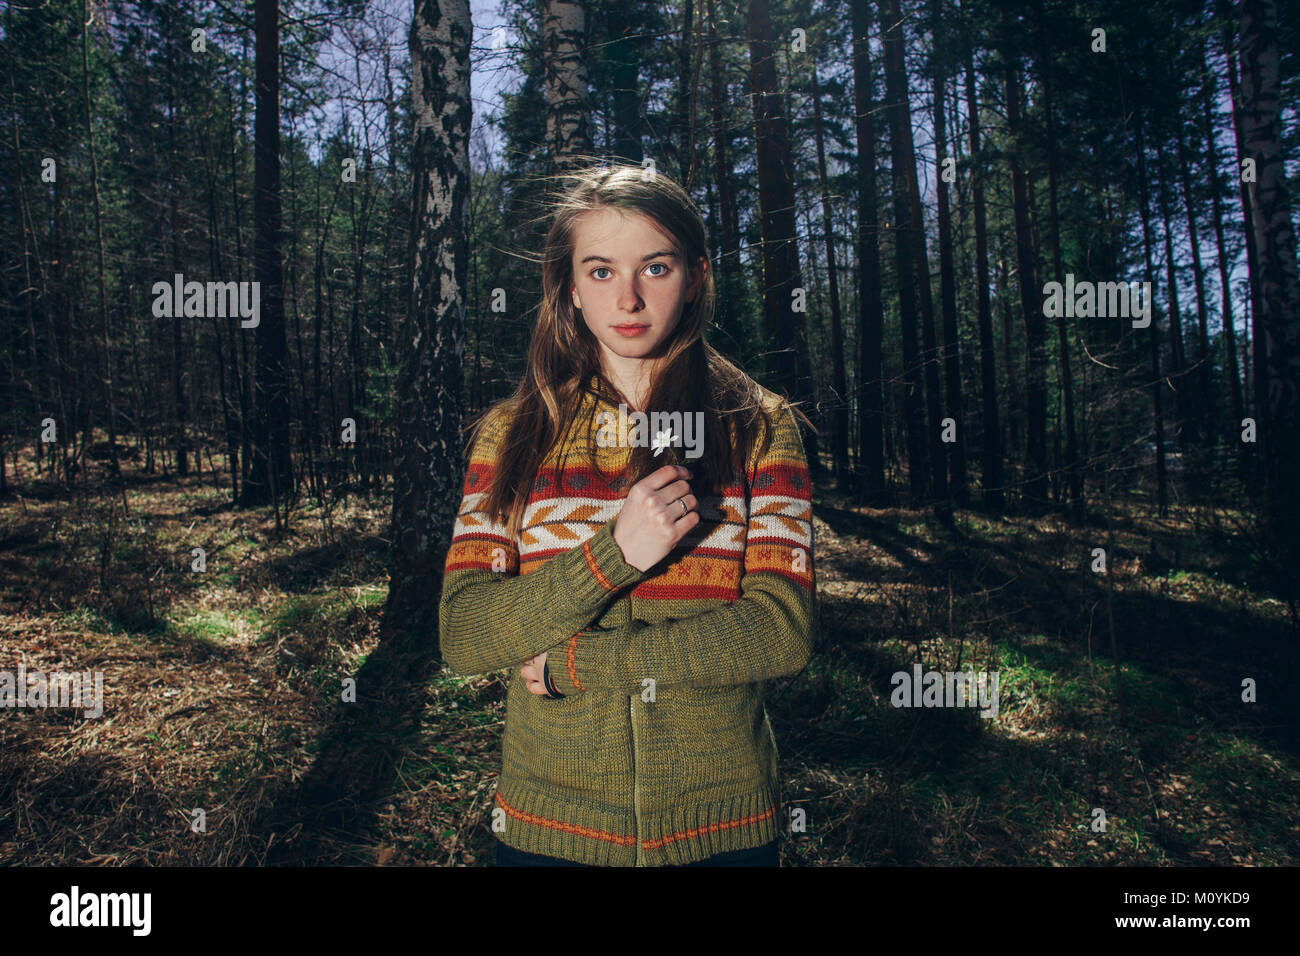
[592,267,611,279]
[646,262,668,276]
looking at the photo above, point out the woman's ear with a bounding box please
[686,257,708,303]
[571,281,582,311]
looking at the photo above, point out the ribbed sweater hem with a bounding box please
[494,781,780,867]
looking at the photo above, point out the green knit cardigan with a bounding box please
[438,381,817,865]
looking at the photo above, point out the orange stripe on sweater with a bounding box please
[640,805,776,850]
[582,539,615,591]
[495,792,635,846]
[566,631,584,692]
[495,793,774,853]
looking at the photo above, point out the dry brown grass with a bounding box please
[2,449,1297,866]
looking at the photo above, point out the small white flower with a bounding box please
[651,428,676,456]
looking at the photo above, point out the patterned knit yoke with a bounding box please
[438,376,817,866]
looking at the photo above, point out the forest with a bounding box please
[0,0,1297,867]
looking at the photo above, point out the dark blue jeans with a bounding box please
[495,839,779,867]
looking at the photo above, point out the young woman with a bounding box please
[439,162,817,867]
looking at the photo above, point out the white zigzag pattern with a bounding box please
[744,494,813,548]
[454,488,808,554]
[452,491,510,540]
[515,496,621,557]
[515,492,751,557]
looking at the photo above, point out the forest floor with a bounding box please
[1,454,1298,866]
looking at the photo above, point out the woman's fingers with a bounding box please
[642,464,691,494]
[653,478,693,508]
[520,653,549,694]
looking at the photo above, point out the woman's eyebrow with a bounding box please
[579,249,679,265]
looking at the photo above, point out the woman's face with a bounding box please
[569,207,704,373]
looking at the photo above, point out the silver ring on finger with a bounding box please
[678,496,688,517]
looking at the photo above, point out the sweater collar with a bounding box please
[580,371,624,414]
[575,372,635,464]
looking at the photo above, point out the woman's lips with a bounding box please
[613,324,649,337]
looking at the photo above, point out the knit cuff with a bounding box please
[546,620,656,696]
[547,630,587,696]
[546,627,616,696]
[575,517,647,594]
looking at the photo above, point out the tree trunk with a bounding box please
[1174,118,1213,454]
[231,41,253,498]
[81,0,116,477]
[747,0,817,472]
[998,235,1018,469]
[5,48,44,495]
[165,25,189,478]
[963,25,1002,511]
[608,0,643,163]
[1221,3,1265,483]
[1200,49,1245,451]
[706,0,745,360]
[1034,0,1081,518]
[1133,86,1169,517]
[390,0,472,642]
[1236,0,1300,559]
[676,0,697,184]
[852,0,886,502]
[877,0,930,500]
[932,0,967,507]
[543,0,591,171]
[811,64,849,490]
[1156,140,1190,449]
[1003,27,1047,506]
[243,0,293,516]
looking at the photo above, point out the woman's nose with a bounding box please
[617,279,644,312]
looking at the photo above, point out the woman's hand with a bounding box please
[520,652,549,695]
[612,464,700,572]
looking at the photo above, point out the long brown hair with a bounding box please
[468,160,814,541]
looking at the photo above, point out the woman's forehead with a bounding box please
[571,208,678,256]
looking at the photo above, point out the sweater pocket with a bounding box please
[664,683,775,802]
[501,671,620,798]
